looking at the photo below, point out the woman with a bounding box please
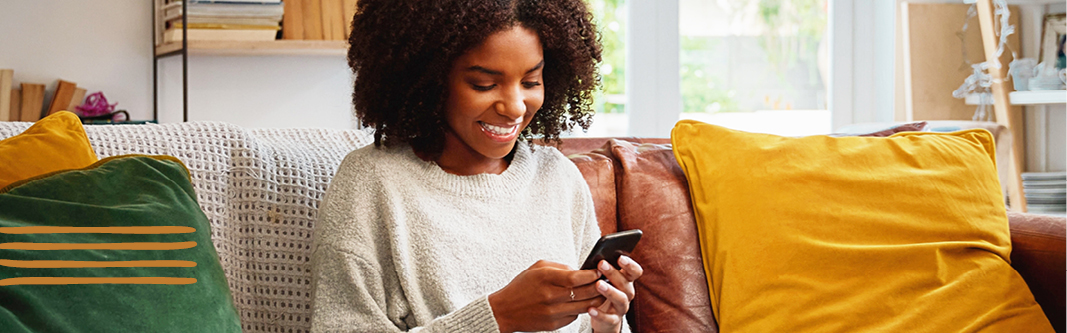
[310,1,642,332]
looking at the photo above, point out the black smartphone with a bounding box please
[580,229,642,271]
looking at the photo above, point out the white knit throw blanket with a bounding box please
[0,122,373,333]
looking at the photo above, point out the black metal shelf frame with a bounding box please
[152,0,188,122]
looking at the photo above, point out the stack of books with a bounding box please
[162,0,284,43]
[1021,172,1066,216]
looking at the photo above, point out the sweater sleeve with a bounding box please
[310,152,500,333]
[310,246,499,332]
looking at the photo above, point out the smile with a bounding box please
[479,121,519,142]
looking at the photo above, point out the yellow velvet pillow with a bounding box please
[0,111,98,189]
[671,120,1053,332]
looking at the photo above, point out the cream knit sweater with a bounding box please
[310,141,603,332]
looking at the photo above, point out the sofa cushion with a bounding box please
[671,120,1053,332]
[547,137,671,157]
[0,155,241,333]
[569,150,618,235]
[604,139,717,333]
[0,111,97,189]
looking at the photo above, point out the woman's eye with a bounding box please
[472,84,495,91]
[522,81,542,88]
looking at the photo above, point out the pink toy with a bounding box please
[75,92,118,117]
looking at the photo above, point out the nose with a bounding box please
[494,86,526,120]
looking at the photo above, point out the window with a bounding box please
[678,0,830,136]
[575,0,837,138]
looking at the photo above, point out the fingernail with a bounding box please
[619,255,633,266]
[599,260,610,271]
[589,308,599,317]
[597,280,608,292]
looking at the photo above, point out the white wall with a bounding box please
[157,56,354,128]
[0,0,354,129]
[0,1,152,121]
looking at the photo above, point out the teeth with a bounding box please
[480,122,515,136]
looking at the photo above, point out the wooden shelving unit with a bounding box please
[974,0,1065,212]
[154,40,347,57]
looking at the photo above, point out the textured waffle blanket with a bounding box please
[0,121,374,333]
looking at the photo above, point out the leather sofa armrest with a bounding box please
[1007,211,1065,332]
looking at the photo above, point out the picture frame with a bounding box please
[1038,13,1065,70]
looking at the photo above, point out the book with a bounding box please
[171,22,280,30]
[342,0,357,39]
[19,83,44,122]
[9,88,19,121]
[46,80,78,116]
[282,0,304,39]
[169,18,281,29]
[0,69,11,122]
[302,0,323,40]
[163,1,284,19]
[68,88,86,112]
[164,27,278,42]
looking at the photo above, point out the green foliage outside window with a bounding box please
[756,0,826,82]
[681,36,739,113]
[589,0,625,114]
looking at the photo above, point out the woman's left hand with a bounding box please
[588,255,643,333]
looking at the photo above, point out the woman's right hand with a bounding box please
[488,260,605,333]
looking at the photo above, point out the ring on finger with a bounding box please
[570,289,575,301]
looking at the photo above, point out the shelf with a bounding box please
[155,40,347,57]
[964,90,1067,105]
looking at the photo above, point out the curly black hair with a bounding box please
[347,0,603,157]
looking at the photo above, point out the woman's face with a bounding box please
[442,25,545,166]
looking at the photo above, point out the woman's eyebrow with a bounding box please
[465,60,545,76]
[467,66,503,76]
[526,60,544,74]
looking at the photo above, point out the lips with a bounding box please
[479,121,519,142]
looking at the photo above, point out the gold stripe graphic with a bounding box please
[0,241,197,250]
[0,259,197,268]
[0,277,197,286]
[0,226,196,234]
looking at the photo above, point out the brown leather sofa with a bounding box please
[559,138,1066,333]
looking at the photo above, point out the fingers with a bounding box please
[594,279,629,315]
[588,294,623,332]
[617,255,643,281]
[557,296,606,316]
[537,264,600,288]
[564,283,602,303]
[588,305,623,331]
[598,260,635,301]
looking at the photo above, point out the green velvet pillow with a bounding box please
[0,155,241,333]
